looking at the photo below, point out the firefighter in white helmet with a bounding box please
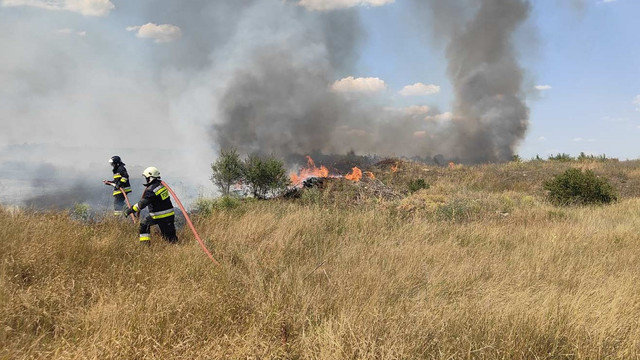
[124,167,178,244]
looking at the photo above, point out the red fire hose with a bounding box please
[161,181,220,266]
[104,180,136,223]
[120,188,136,223]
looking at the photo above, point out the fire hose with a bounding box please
[120,188,136,223]
[161,181,220,266]
[104,180,136,223]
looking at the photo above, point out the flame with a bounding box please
[290,156,329,185]
[391,163,398,173]
[449,162,455,169]
[290,156,371,186]
[345,167,363,182]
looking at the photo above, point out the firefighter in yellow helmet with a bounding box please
[103,156,132,217]
[124,167,178,245]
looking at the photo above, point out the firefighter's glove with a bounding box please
[123,206,134,217]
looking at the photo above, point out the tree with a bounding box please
[210,148,244,196]
[243,153,290,199]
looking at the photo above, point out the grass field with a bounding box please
[2,159,640,359]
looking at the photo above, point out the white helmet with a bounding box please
[142,166,161,179]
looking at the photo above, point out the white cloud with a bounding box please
[535,85,552,91]
[537,136,547,142]
[1,0,114,16]
[425,112,453,122]
[383,105,431,115]
[634,95,640,111]
[573,137,583,142]
[399,83,440,96]
[331,76,386,93]
[299,0,394,11]
[127,23,182,43]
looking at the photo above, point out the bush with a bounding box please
[548,153,574,162]
[192,196,240,216]
[243,154,290,199]
[70,203,90,221]
[408,178,429,193]
[577,152,610,163]
[544,168,617,206]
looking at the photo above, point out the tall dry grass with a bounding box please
[2,160,640,358]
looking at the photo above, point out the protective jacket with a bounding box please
[112,164,132,196]
[131,179,175,220]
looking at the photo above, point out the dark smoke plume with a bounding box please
[217,0,532,163]
[409,0,531,163]
[213,3,365,157]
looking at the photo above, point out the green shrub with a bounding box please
[192,196,240,216]
[577,152,610,163]
[544,168,617,206]
[71,203,90,221]
[408,178,429,193]
[243,154,290,199]
[548,153,574,162]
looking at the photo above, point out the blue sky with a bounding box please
[356,0,640,159]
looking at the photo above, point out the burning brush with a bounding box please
[290,156,373,188]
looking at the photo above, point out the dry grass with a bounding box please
[2,160,640,358]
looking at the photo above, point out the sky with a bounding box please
[354,0,640,159]
[0,0,639,206]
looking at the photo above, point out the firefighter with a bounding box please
[124,167,178,245]
[103,155,132,217]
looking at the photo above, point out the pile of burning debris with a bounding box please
[282,156,401,201]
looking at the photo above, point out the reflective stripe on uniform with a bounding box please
[153,186,167,195]
[120,177,128,183]
[139,233,150,241]
[113,211,122,216]
[113,174,122,179]
[112,187,131,196]
[133,203,139,212]
[150,208,175,219]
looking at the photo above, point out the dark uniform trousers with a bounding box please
[139,214,178,243]
[113,193,126,216]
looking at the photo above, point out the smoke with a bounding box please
[1,0,535,209]
[213,2,366,156]
[405,0,531,162]
[216,0,533,163]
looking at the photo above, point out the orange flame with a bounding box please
[449,162,455,169]
[290,156,329,185]
[345,167,363,182]
[391,163,398,173]
[365,171,376,180]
